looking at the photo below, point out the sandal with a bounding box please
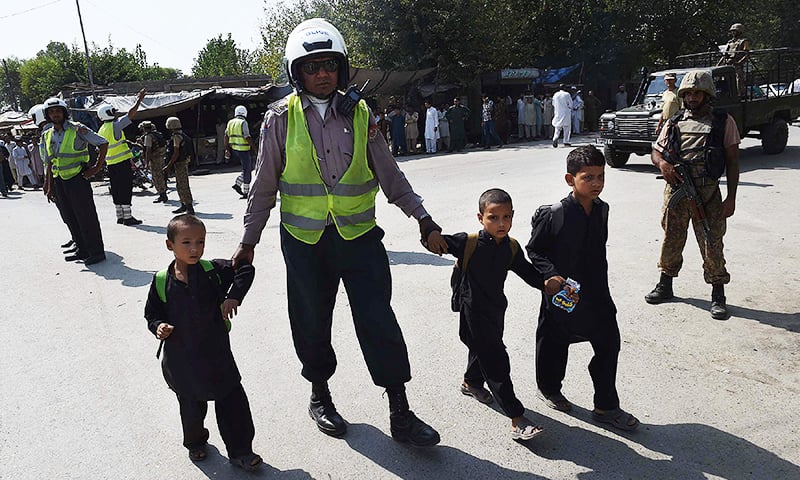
[460,383,494,404]
[230,452,263,472]
[592,408,640,431]
[511,418,544,441]
[188,445,207,462]
[537,391,573,412]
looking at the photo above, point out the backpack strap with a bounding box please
[507,237,519,269]
[549,202,564,237]
[461,233,480,272]
[155,269,168,303]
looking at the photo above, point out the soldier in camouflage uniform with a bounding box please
[646,70,740,319]
[138,121,168,203]
[164,116,194,215]
[717,23,749,97]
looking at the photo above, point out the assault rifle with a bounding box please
[667,163,711,241]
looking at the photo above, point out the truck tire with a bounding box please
[604,146,630,167]
[761,118,788,154]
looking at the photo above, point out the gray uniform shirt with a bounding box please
[242,94,428,245]
[107,114,133,140]
[43,121,108,166]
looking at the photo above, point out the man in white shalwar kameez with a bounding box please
[424,101,440,153]
[552,85,573,147]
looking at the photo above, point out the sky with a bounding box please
[0,0,277,74]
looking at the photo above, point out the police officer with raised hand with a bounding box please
[96,88,146,225]
[232,18,446,447]
[42,97,109,265]
[646,70,740,319]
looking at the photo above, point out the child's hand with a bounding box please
[156,323,174,340]
[222,299,240,321]
[544,276,565,296]
[424,231,448,255]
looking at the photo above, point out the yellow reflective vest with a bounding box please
[226,117,250,152]
[99,122,133,165]
[280,94,378,244]
[44,124,90,180]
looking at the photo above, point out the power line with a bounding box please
[0,0,64,21]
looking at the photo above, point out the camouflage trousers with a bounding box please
[658,181,730,285]
[173,159,193,205]
[149,153,166,194]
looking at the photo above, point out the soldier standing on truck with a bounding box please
[656,73,683,134]
[645,70,740,320]
[717,23,750,97]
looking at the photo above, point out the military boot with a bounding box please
[645,273,674,304]
[387,386,440,447]
[710,284,728,319]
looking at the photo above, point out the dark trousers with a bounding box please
[0,161,7,195]
[177,383,255,458]
[482,120,503,148]
[280,224,411,387]
[231,150,253,184]
[535,314,621,410]
[460,306,524,418]
[107,160,133,205]
[53,174,104,257]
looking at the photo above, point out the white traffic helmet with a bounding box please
[234,105,248,117]
[283,18,350,92]
[166,117,182,129]
[43,97,70,121]
[28,104,47,127]
[97,104,118,121]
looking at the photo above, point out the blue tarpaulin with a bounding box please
[535,64,581,84]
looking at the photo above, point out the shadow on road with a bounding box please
[344,423,546,479]
[82,251,155,287]
[193,444,313,479]
[388,251,454,266]
[738,145,800,173]
[133,223,168,235]
[522,406,800,479]
[680,297,800,333]
[195,212,235,220]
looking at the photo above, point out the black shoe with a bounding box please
[63,246,78,254]
[308,396,347,437]
[61,240,75,249]
[711,285,728,319]
[390,410,440,447]
[552,140,558,148]
[153,193,168,203]
[645,277,674,304]
[232,184,243,196]
[65,253,88,262]
[116,218,124,224]
[122,217,142,226]
[172,204,188,214]
[81,254,106,265]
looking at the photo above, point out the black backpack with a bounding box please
[164,132,195,161]
[147,130,167,149]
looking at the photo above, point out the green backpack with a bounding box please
[155,259,231,332]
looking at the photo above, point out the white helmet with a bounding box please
[97,104,118,122]
[43,97,70,121]
[234,105,248,117]
[283,18,350,92]
[28,104,47,127]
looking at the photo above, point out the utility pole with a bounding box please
[75,0,97,98]
[2,59,19,111]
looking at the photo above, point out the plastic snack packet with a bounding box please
[552,277,581,313]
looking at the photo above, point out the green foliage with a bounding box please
[192,34,255,77]
[258,0,799,86]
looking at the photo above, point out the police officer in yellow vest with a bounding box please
[232,18,447,447]
[42,97,109,265]
[96,88,146,226]
[225,105,257,199]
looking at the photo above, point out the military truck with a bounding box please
[597,48,800,167]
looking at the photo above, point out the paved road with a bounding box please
[2,131,799,479]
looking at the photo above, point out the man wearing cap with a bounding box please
[232,18,446,447]
[646,70,740,319]
[717,23,749,97]
[138,120,168,203]
[656,73,683,134]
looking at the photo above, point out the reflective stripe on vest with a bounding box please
[99,122,133,165]
[226,117,250,151]
[44,125,90,180]
[280,94,378,244]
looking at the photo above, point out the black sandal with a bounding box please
[188,444,208,462]
[230,452,263,471]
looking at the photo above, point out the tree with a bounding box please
[192,34,254,77]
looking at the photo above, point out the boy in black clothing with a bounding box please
[526,146,639,431]
[442,189,544,441]
[144,214,263,470]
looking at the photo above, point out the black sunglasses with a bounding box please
[301,59,339,74]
